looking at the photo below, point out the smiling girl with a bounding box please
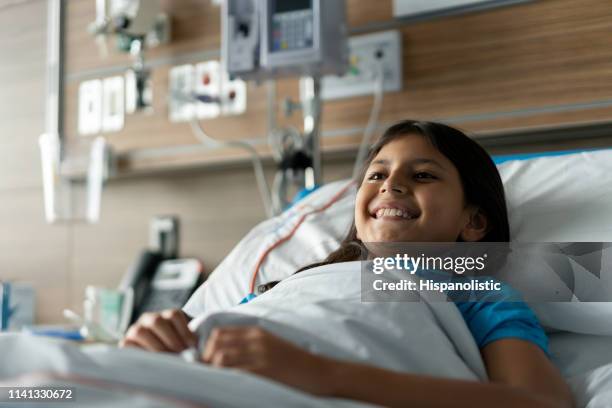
[122,120,574,408]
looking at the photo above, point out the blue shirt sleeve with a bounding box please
[454,284,550,357]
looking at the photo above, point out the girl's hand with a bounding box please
[202,326,331,395]
[120,309,197,353]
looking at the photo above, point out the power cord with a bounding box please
[189,118,275,218]
[352,54,386,178]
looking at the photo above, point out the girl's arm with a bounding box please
[322,338,573,408]
[203,327,574,408]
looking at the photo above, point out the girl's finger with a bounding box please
[147,317,187,352]
[210,347,257,367]
[162,309,197,347]
[204,337,263,365]
[125,326,168,352]
[202,328,252,362]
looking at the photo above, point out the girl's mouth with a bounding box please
[373,208,418,220]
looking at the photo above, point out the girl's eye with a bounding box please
[414,172,436,180]
[367,172,385,181]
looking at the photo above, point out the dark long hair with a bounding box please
[258,120,510,292]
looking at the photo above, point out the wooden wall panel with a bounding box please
[62,0,612,175]
[0,0,47,189]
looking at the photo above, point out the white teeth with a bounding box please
[375,208,414,219]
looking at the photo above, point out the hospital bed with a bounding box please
[2,148,612,407]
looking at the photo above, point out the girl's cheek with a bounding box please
[355,187,372,213]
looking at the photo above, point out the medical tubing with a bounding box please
[303,77,323,186]
[271,169,289,214]
[352,60,385,179]
[189,119,275,218]
[266,80,283,162]
[248,180,356,294]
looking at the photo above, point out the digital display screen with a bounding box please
[274,0,311,13]
[270,0,314,53]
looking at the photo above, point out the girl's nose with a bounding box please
[380,179,408,194]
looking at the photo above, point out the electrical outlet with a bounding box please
[78,79,102,136]
[321,30,402,100]
[102,76,124,132]
[169,61,247,122]
[169,64,195,122]
[220,73,247,116]
[195,60,222,119]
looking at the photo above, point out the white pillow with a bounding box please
[499,150,612,242]
[184,180,356,317]
[184,149,612,334]
[498,149,612,336]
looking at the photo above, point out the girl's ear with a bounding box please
[460,208,488,242]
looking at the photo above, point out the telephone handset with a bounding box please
[119,250,204,325]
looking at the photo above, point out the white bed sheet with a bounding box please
[550,333,612,408]
[0,334,373,408]
[550,332,612,378]
[3,334,611,407]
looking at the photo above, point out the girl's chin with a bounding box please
[369,232,421,243]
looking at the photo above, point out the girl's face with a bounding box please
[355,133,486,243]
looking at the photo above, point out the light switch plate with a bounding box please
[169,64,195,122]
[102,76,124,132]
[78,79,103,135]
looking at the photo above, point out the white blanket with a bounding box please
[190,261,487,381]
[0,262,610,407]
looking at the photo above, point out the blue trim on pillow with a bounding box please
[292,185,321,205]
[492,148,611,165]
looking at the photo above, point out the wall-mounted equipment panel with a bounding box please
[170,61,247,122]
[321,30,402,100]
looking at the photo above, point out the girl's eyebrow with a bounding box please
[372,158,447,171]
